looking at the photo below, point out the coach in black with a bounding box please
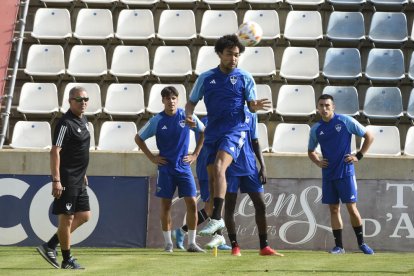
[36,86,91,269]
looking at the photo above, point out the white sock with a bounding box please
[163,231,172,246]
[188,230,196,246]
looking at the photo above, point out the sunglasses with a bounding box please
[70,97,89,103]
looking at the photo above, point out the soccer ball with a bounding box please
[236,21,263,47]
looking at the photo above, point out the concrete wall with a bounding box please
[1,150,413,180]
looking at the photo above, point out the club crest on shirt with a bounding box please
[230,75,238,85]
[179,120,186,128]
[77,127,81,133]
[66,203,72,211]
[335,124,342,132]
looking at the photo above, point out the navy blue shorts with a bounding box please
[226,173,263,194]
[156,168,197,199]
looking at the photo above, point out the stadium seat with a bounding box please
[103,83,145,117]
[24,45,65,77]
[203,0,241,5]
[368,12,408,45]
[403,126,414,156]
[406,88,414,121]
[195,46,219,75]
[322,48,362,81]
[81,0,118,3]
[115,9,155,41]
[109,45,150,78]
[163,0,198,3]
[188,131,197,153]
[10,121,52,150]
[242,10,280,41]
[363,87,403,120]
[322,86,359,116]
[147,84,187,114]
[257,123,270,152]
[120,0,159,4]
[17,83,59,116]
[199,10,238,40]
[285,0,324,5]
[256,84,273,115]
[157,10,196,42]
[283,11,323,43]
[73,9,114,41]
[31,8,72,40]
[365,49,405,82]
[67,45,107,78]
[275,85,316,118]
[245,0,282,4]
[326,12,365,44]
[362,125,401,156]
[327,0,366,5]
[97,121,138,151]
[60,83,102,115]
[279,47,319,81]
[40,0,74,3]
[408,52,414,81]
[140,135,159,153]
[367,0,408,6]
[194,98,207,116]
[271,123,310,154]
[152,46,192,78]
[237,47,276,77]
[87,122,96,150]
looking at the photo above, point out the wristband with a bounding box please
[52,180,60,182]
[355,151,363,160]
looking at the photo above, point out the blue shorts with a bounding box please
[322,175,358,204]
[198,179,210,202]
[226,173,264,194]
[204,130,247,165]
[156,168,197,199]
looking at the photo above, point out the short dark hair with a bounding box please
[214,34,245,55]
[69,86,86,98]
[161,86,179,98]
[318,94,334,102]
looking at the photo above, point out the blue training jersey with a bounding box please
[308,113,366,180]
[195,116,209,181]
[138,108,205,173]
[227,107,259,177]
[189,66,256,142]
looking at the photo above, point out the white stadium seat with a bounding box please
[195,46,219,75]
[406,88,414,120]
[157,10,196,41]
[322,86,359,116]
[238,47,276,77]
[10,121,52,150]
[365,49,405,82]
[279,47,319,81]
[110,46,150,78]
[362,125,401,156]
[257,123,270,152]
[199,10,238,40]
[271,123,310,154]
[115,9,155,41]
[147,84,187,114]
[17,83,59,115]
[368,12,408,44]
[87,122,96,150]
[404,126,414,156]
[31,8,72,40]
[24,45,65,76]
[323,48,362,81]
[67,45,107,77]
[61,83,102,116]
[120,0,159,4]
[73,9,114,40]
[97,121,138,151]
[152,46,192,78]
[284,11,323,42]
[104,83,145,116]
[363,87,403,120]
[243,10,280,41]
[141,135,159,153]
[326,12,365,44]
[194,98,207,116]
[285,0,324,5]
[256,84,273,115]
[275,85,316,117]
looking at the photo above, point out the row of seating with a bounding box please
[17,82,414,120]
[25,44,412,82]
[38,0,411,8]
[9,120,411,157]
[31,8,414,45]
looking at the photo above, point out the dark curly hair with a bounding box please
[214,34,245,54]
[161,86,179,98]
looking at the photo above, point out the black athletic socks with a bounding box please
[259,234,269,250]
[228,234,238,248]
[181,208,209,232]
[47,234,59,250]
[353,225,364,246]
[332,229,343,248]
[211,197,224,220]
[61,249,71,262]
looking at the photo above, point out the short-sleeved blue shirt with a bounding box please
[195,116,209,181]
[189,67,256,142]
[308,114,366,180]
[138,108,204,173]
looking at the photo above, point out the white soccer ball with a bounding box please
[237,21,263,47]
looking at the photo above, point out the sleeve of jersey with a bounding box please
[308,124,320,151]
[138,115,160,141]
[192,114,205,132]
[53,121,69,148]
[243,72,257,102]
[250,113,258,140]
[189,74,206,104]
[340,115,366,137]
